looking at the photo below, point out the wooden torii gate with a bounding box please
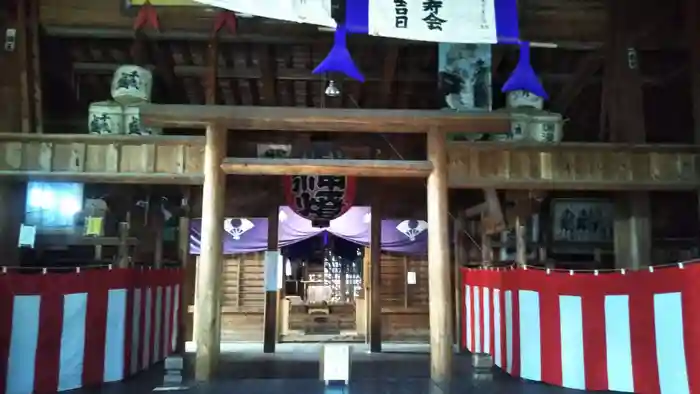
[142,104,510,385]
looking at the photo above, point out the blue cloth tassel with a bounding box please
[312,23,364,82]
[501,42,548,99]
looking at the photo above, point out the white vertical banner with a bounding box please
[277,253,284,290]
[264,250,282,291]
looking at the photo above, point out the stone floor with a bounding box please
[73,343,614,394]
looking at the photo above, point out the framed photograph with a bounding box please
[438,43,492,141]
[551,198,613,243]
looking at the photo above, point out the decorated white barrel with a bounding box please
[509,111,531,141]
[88,101,124,135]
[528,112,564,143]
[124,105,162,135]
[506,90,544,110]
[110,65,153,105]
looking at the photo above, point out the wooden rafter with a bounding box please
[551,52,602,114]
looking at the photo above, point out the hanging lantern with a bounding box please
[282,143,357,228]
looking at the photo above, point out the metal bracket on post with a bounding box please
[153,355,189,392]
[471,353,494,381]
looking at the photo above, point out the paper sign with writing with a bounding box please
[368,0,497,43]
[194,0,511,44]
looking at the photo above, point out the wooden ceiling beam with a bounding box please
[43,25,678,50]
[140,104,511,133]
[72,62,435,83]
[220,158,432,177]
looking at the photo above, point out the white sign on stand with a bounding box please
[320,344,350,385]
[264,251,283,291]
[18,224,36,248]
[407,271,417,285]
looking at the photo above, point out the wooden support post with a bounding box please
[480,218,493,265]
[685,0,700,245]
[604,0,651,269]
[515,216,527,267]
[263,206,279,353]
[193,124,227,381]
[154,221,164,269]
[116,222,130,268]
[403,256,409,308]
[17,0,33,134]
[427,129,453,385]
[369,196,382,352]
[453,213,466,351]
[614,193,651,270]
[29,0,42,134]
[177,215,191,353]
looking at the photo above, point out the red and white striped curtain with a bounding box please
[462,262,700,394]
[0,268,182,394]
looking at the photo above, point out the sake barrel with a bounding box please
[88,101,124,135]
[123,105,163,135]
[490,133,512,142]
[110,65,153,105]
[509,111,531,142]
[506,90,544,110]
[528,111,564,143]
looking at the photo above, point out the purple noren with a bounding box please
[312,23,365,82]
[501,42,548,100]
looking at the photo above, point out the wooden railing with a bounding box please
[447,142,700,190]
[0,133,204,184]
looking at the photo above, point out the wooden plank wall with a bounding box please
[185,253,265,342]
[380,253,430,340]
[220,253,265,341]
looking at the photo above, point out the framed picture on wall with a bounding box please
[551,198,613,243]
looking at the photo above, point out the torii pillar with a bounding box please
[193,124,227,380]
[427,129,453,385]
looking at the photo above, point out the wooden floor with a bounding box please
[73,343,609,394]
